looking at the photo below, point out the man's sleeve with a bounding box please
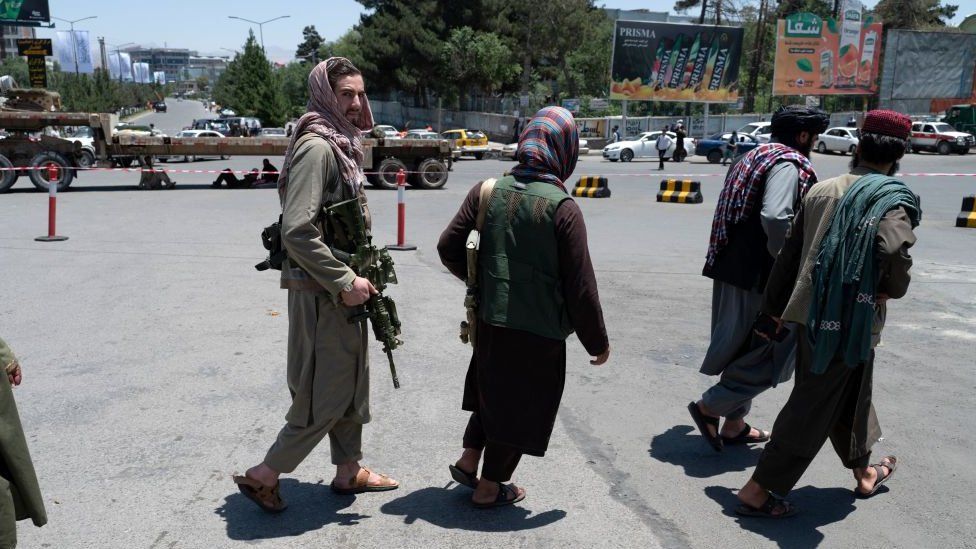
[761,205,806,317]
[876,206,916,299]
[761,162,800,256]
[555,201,609,356]
[0,336,17,373]
[437,182,482,281]
[280,140,356,294]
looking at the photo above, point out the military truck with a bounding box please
[944,104,976,135]
[0,90,453,192]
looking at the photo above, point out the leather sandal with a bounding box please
[330,467,399,495]
[232,474,287,513]
[722,423,771,445]
[735,492,797,519]
[856,455,897,498]
[449,463,479,489]
[688,401,723,452]
[473,482,526,509]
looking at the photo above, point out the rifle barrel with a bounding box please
[386,348,401,389]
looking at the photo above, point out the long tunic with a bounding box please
[0,337,46,549]
[761,168,916,459]
[438,181,609,456]
[277,134,369,428]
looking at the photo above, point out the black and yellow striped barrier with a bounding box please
[957,196,976,228]
[656,179,703,204]
[572,176,611,198]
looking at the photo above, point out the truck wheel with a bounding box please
[78,149,95,169]
[0,154,18,192]
[371,157,407,190]
[410,158,448,189]
[706,149,722,164]
[28,152,74,191]
[937,141,951,155]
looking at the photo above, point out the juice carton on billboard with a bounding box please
[773,7,883,96]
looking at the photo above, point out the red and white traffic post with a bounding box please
[35,163,68,242]
[386,168,416,251]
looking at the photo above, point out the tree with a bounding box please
[295,25,324,61]
[872,0,957,29]
[440,27,519,102]
[195,75,209,92]
[212,31,288,126]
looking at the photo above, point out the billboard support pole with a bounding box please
[703,103,709,139]
[621,100,628,138]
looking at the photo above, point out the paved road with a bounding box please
[1,121,974,548]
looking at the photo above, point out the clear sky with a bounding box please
[33,0,972,64]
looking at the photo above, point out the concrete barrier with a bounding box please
[957,196,976,228]
[656,179,703,203]
[572,176,611,198]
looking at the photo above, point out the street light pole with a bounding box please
[51,15,98,76]
[107,42,135,83]
[227,15,290,52]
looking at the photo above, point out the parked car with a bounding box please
[695,133,761,163]
[371,125,400,139]
[602,131,695,162]
[112,125,167,167]
[908,121,973,155]
[64,125,96,168]
[816,127,860,155]
[441,129,489,159]
[259,127,287,137]
[404,130,440,139]
[737,121,773,143]
[152,101,167,113]
[175,129,229,162]
[191,118,229,136]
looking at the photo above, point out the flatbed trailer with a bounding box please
[0,110,453,192]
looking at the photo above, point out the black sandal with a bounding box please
[722,423,770,445]
[473,482,525,509]
[735,493,797,519]
[449,464,479,489]
[687,401,723,452]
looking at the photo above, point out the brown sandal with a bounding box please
[232,474,287,513]
[330,467,399,495]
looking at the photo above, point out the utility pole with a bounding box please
[98,37,108,76]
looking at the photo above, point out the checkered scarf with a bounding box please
[705,143,818,267]
[510,106,579,191]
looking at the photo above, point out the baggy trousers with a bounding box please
[264,291,370,472]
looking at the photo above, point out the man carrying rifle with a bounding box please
[234,57,398,513]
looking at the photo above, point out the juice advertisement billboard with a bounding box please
[772,7,883,96]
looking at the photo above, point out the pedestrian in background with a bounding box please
[722,131,738,166]
[687,106,829,454]
[610,125,620,143]
[674,121,687,162]
[0,336,47,548]
[655,128,673,170]
[233,57,398,514]
[437,106,610,509]
[736,110,919,518]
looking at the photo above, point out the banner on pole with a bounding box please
[772,5,883,96]
[53,30,94,73]
[153,71,167,85]
[610,20,744,103]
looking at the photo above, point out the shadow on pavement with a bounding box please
[704,485,856,549]
[648,425,762,478]
[215,479,368,540]
[380,484,566,531]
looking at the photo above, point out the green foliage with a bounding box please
[440,27,519,102]
[212,31,288,126]
[296,25,324,60]
[872,0,958,29]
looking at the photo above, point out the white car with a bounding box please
[502,138,589,160]
[175,129,228,162]
[602,132,694,162]
[65,126,97,168]
[737,121,773,143]
[816,127,860,155]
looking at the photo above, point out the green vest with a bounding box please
[478,176,575,340]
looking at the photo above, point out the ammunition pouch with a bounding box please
[255,214,287,271]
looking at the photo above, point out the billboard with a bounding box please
[133,62,151,84]
[54,30,94,74]
[153,71,167,85]
[610,20,744,103]
[878,29,976,113]
[772,7,883,95]
[0,0,50,26]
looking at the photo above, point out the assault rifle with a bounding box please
[325,198,404,389]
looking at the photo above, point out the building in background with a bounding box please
[125,47,191,83]
[1,25,36,59]
[186,55,228,82]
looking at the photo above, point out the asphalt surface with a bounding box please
[1,99,975,548]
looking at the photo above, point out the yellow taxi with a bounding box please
[441,129,489,159]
